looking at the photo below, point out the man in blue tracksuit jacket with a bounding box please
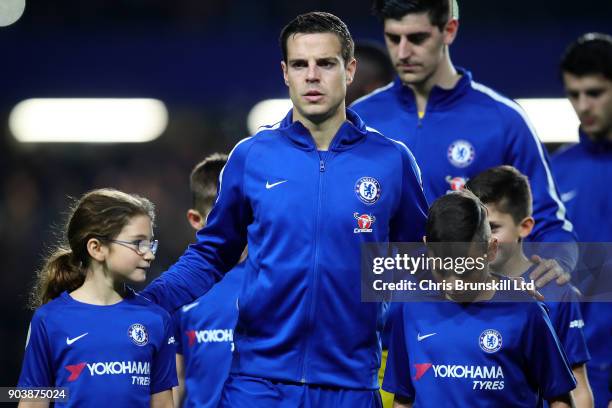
[552,33,612,408]
[142,12,428,407]
[351,0,577,282]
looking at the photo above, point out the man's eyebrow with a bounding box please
[287,56,338,63]
[384,30,430,36]
[585,87,605,93]
[566,87,605,95]
[384,31,400,38]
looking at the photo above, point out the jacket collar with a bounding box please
[392,66,473,111]
[579,128,612,153]
[278,108,368,151]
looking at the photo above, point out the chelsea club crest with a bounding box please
[355,177,381,205]
[479,329,502,353]
[447,140,475,168]
[128,323,149,346]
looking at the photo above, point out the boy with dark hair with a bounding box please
[553,32,612,408]
[466,165,593,407]
[186,153,229,230]
[173,153,246,408]
[384,190,576,407]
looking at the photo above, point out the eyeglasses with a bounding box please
[106,239,159,256]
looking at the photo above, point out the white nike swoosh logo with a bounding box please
[417,332,437,341]
[66,332,88,345]
[182,302,199,312]
[560,190,577,202]
[266,180,288,189]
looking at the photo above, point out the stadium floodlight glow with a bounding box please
[9,98,168,143]
[516,98,580,143]
[247,99,293,135]
[0,0,26,27]
[248,98,579,144]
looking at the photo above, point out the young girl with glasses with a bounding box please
[17,188,176,407]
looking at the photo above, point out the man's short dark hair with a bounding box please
[190,153,228,216]
[372,0,454,32]
[466,166,532,224]
[560,33,612,81]
[280,11,354,64]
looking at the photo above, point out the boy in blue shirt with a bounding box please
[172,153,246,408]
[384,191,576,407]
[467,165,592,406]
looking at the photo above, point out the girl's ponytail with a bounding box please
[30,247,84,309]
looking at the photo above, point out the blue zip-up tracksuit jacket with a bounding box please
[351,68,577,272]
[142,109,428,389]
[552,130,612,408]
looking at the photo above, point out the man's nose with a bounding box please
[306,63,320,82]
[576,93,591,114]
[397,36,413,60]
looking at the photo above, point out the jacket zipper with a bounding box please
[300,151,328,383]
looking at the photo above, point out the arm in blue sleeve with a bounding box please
[389,142,428,243]
[503,106,578,273]
[18,312,54,387]
[151,315,179,393]
[142,139,252,312]
[547,288,590,366]
[171,310,183,355]
[524,302,577,399]
[382,305,415,399]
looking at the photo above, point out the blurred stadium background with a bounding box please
[0,0,610,388]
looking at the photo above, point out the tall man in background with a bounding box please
[351,0,577,283]
[143,11,428,407]
[552,32,612,408]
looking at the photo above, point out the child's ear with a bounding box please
[518,216,535,239]
[86,238,106,262]
[186,209,205,231]
[486,237,498,263]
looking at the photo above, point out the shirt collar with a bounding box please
[579,128,612,153]
[392,66,473,111]
[278,108,368,151]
